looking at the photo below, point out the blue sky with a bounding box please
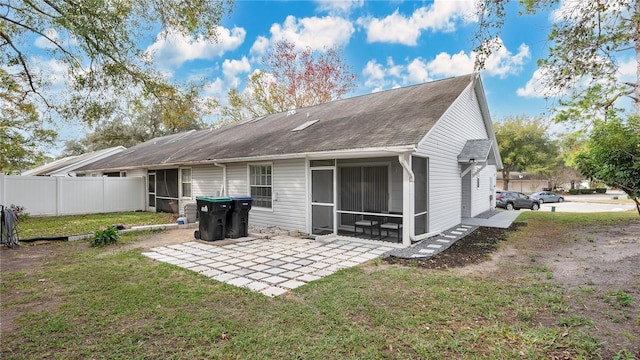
[38,0,604,154]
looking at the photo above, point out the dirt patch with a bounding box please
[385,221,640,359]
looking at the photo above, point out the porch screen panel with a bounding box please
[339,166,388,227]
[412,156,428,235]
[156,169,179,198]
[339,167,361,226]
[362,167,388,213]
[155,169,179,213]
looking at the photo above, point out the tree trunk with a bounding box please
[635,0,640,118]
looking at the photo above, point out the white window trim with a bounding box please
[180,167,192,199]
[248,162,274,210]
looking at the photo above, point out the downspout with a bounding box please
[214,163,227,196]
[398,154,415,245]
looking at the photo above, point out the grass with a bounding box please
[17,211,176,239]
[1,245,598,359]
[3,211,637,359]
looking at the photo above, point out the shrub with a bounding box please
[595,188,607,193]
[569,189,580,195]
[91,226,120,247]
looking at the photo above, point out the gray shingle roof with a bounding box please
[457,139,493,163]
[81,75,473,171]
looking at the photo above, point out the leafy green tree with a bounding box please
[221,39,357,122]
[1,0,232,125]
[0,69,56,173]
[494,115,559,190]
[475,0,639,124]
[575,116,640,215]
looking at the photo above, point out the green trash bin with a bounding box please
[194,196,231,241]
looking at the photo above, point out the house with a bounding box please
[21,146,126,177]
[496,171,551,193]
[77,75,503,246]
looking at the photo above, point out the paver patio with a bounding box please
[142,236,395,297]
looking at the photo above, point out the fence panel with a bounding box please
[0,175,145,216]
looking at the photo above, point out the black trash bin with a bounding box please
[226,196,253,239]
[194,196,231,241]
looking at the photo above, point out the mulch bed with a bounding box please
[384,223,524,269]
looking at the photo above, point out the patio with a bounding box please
[142,235,399,297]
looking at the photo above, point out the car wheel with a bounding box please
[194,230,200,239]
[558,197,564,203]
[538,199,544,204]
[532,203,540,211]
[506,203,514,211]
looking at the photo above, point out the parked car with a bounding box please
[529,191,565,204]
[496,191,540,211]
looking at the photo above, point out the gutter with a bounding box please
[397,152,416,245]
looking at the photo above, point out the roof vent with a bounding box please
[291,120,319,132]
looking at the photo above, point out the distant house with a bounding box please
[21,146,126,177]
[77,75,503,246]
[496,171,551,193]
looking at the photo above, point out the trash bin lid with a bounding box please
[231,196,252,201]
[196,196,232,202]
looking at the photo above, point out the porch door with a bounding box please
[311,168,335,235]
[148,172,156,211]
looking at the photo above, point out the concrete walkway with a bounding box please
[143,236,395,297]
[386,209,520,259]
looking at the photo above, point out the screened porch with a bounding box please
[310,156,428,244]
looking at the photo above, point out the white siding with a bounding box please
[419,87,490,233]
[227,159,307,232]
[176,165,225,213]
[127,169,146,178]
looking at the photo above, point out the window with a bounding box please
[181,168,192,198]
[249,164,272,208]
[477,177,480,189]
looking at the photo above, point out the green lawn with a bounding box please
[17,211,176,239]
[2,211,638,359]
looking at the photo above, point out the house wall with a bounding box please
[226,159,307,232]
[419,87,491,233]
[471,165,497,216]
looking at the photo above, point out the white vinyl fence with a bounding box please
[0,175,145,216]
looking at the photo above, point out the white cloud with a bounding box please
[360,0,477,45]
[269,15,354,50]
[250,36,270,57]
[146,26,246,69]
[34,28,77,50]
[482,42,530,78]
[362,60,386,88]
[222,57,251,87]
[315,0,364,16]
[361,38,530,90]
[406,58,431,83]
[203,78,226,98]
[516,68,548,98]
[617,57,636,81]
[427,51,474,77]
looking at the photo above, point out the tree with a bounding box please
[0,68,56,173]
[575,116,640,215]
[1,0,233,126]
[221,39,357,122]
[475,0,639,125]
[494,115,559,190]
